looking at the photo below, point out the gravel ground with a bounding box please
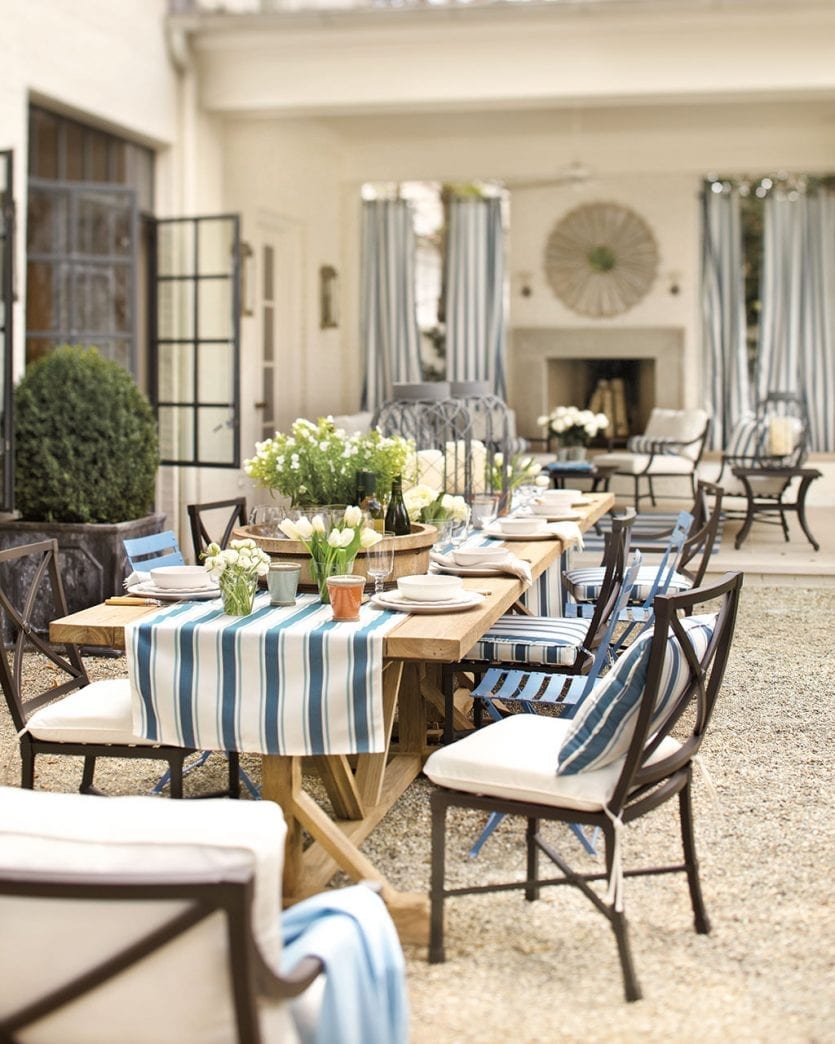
[1,584,834,1042]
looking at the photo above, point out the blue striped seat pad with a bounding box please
[556,614,716,775]
[564,565,693,603]
[466,615,591,667]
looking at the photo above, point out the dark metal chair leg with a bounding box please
[429,793,448,963]
[169,756,185,799]
[441,665,456,745]
[525,817,540,902]
[796,474,821,551]
[679,779,710,934]
[227,751,241,799]
[80,755,97,794]
[612,909,642,1002]
[22,751,34,789]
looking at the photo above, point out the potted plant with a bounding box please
[0,345,163,630]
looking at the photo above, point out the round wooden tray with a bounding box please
[232,522,436,588]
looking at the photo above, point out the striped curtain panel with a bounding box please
[360,199,422,412]
[445,197,507,398]
[700,187,750,449]
[756,190,835,451]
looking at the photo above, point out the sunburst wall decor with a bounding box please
[544,202,659,318]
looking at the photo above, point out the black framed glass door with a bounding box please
[150,214,241,468]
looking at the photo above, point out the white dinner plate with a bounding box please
[483,524,559,542]
[371,591,485,614]
[128,582,221,602]
[430,563,509,578]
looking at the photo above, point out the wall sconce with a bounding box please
[320,265,339,329]
[516,271,533,298]
[240,240,255,317]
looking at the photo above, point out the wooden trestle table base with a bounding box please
[49,492,614,944]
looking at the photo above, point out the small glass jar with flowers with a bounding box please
[402,486,470,548]
[202,538,271,616]
[537,406,609,460]
[278,505,382,602]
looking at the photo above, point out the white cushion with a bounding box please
[424,714,681,812]
[26,678,159,745]
[592,451,697,476]
[0,787,293,1044]
[643,408,710,461]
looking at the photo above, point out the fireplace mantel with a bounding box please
[510,326,685,440]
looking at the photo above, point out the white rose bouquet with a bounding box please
[402,485,470,525]
[202,538,271,616]
[279,505,382,602]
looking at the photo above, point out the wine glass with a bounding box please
[366,534,395,596]
[471,494,499,531]
[449,514,470,549]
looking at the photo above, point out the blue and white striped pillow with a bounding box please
[626,434,680,455]
[724,413,762,459]
[555,614,716,776]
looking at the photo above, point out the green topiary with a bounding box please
[14,345,159,524]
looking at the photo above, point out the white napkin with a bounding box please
[429,551,532,589]
[124,570,150,589]
[549,522,584,551]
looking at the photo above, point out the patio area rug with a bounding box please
[582,511,725,555]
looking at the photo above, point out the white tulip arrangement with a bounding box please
[279,505,382,602]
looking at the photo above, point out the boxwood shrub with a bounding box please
[14,345,159,524]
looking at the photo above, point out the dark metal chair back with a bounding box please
[187,497,248,560]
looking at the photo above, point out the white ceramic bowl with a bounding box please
[452,547,511,567]
[396,574,464,602]
[496,517,549,537]
[149,565,214,591]
[530,498,573,516]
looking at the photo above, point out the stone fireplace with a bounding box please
[510,327,685,442]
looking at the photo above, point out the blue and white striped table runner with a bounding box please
[126,592,403,756]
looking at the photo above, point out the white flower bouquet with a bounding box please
[279,505,382,602]
[402,485,470,525]
[202,538,271,616]
[537,406,609,448]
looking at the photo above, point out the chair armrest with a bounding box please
[257,952,324,1000]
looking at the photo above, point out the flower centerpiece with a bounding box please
[278,506,382,602]
[537,406,609,460]
[402,485,470,526]
[244,417,413,508]
[202,538,271,616]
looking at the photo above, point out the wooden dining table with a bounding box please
[49,491,613,944]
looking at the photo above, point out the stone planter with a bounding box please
[232,522,436,591]
[0,513,166,639]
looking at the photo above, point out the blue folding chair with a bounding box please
[123,530,185,572]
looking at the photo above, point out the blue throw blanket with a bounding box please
[281,886,409,1044]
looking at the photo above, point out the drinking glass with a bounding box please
[366,534,395,595]
[449,515,470,549]
[471,494,499,530]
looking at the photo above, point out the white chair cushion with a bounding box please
[466,615,591,667]
[592,451,697,476]
[0,787,293,1044]
[565,565,693,604]
[556,614,716,775]
[643,407,710,461]
[25,678,159,745]
[424,714,681,812]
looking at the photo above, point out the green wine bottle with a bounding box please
[384,476,410,536]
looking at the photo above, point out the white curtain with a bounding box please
[360,199,422,412]
[701,186,750,449]
[445,197,506,398]
[756,190,835,451]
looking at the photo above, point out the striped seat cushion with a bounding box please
[626,434,680,455]
[564,565,693,604]
[724,413,762,459]
[556,614,717,776]
[466,614,592,667]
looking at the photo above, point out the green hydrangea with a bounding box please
[244,417,413,506]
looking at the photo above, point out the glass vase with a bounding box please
[310,555,356,603]
[220,573,257,616]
